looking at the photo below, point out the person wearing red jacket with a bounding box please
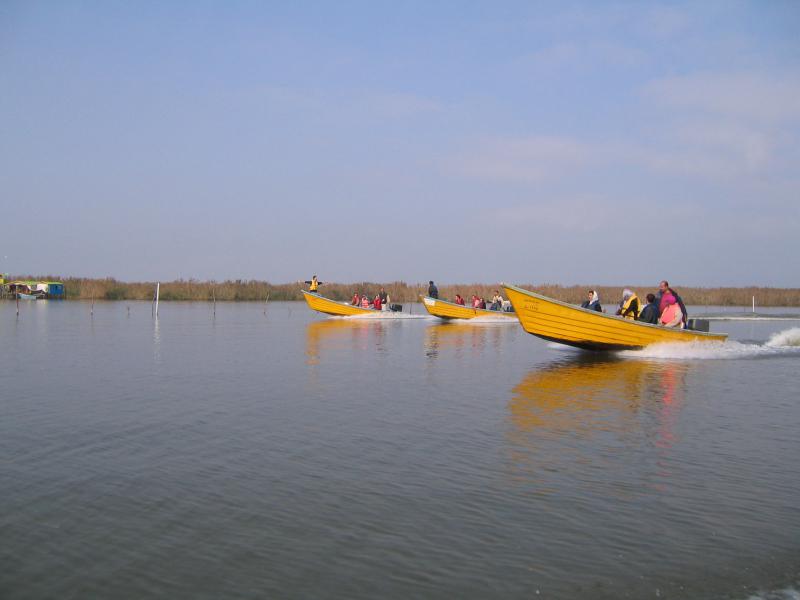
[373,295,382,311]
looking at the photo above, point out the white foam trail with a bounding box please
[746,586,800,600]
[765,327,800,347]
[619,327,800,360]
[459,315,518,324]
[342,312,432,320]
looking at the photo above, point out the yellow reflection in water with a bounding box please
[305,318,386,365]
[507,356,689,488]
[423,323,505,360]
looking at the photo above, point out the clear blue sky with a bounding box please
[2,1,798,286]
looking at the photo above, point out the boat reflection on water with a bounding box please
[423,323,505,360]
[507,355,689,490]
[305,318,387,366]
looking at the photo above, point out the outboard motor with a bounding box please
[389,304,403,312]
[687,318,710,332]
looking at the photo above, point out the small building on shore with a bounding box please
[2,280,65,299]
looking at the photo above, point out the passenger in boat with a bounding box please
[361,295,371,309]
[428,281,439,299]
[454,294,465,305]
[637,294,659,324]
[373,295,382,311]
[656,280,688,327]
[351,292,360,306]
[490,290,504,311]
[580,290,602,312]
[305,275,322,293]
[471,295,480,308]
[478,298,487,309]
[379,288,388,306]
[660,294,684,328]
[616,289,640,319]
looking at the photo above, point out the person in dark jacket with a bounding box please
[655,280,688,326]
[580,290,602,312]
[637,293,659,324]
[428,281,439,299]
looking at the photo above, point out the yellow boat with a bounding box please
[503,283,727,351]
[420,296,517,320]
[301,290,382,316]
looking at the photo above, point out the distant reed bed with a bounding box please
[8,277,800,306]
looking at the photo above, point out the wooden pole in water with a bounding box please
[155,282,160,317]
[752,295,755,313]
[91,293,94,316]
[16,293,19,316]
[213,289,216,318]
[264,291,270,315]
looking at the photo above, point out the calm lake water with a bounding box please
[2,300,800,599]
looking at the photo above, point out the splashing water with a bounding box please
[765,327,800,347]
[620,327,800,361]
[745,586,800,600]
[341,311,432,320]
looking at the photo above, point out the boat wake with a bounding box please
[336,312,433,321]
[459,315,518,324]
[619,327,800,360]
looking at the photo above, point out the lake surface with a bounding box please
[2,300,800,599]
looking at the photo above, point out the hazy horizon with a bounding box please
[2,2,799,287]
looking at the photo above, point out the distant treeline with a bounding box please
[7,277,800,306]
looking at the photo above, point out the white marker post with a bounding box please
[155,282,160,317]
[752,295,755,314]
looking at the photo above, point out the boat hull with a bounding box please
[301,290,378,316]
[503,283,727,351]
[420,296,517,320]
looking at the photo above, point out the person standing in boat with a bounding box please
[656,280,688,327]
[305,275,323,293]
[637,293,660,324]
[428,281,439,299]
[581,290,602,312]
[616,289,640,319]
[379,287,389,309]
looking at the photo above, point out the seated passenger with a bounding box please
[615,289,640,320]
[580,290,602,312]
[637,293,659,324]
[490,290,504,311]
[373,295,382,311]
[471,295,480,308]
[361,295,371,309]
[478,298,486,310]
[454,294,465,306]
[351,292,360,306]
[428,280,439,299]
[660,294,684,328]
[656,280,688,328]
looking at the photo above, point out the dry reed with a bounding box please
[7,276,800,306]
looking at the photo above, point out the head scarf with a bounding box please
[622,289,633,301]
[590,291,599,304]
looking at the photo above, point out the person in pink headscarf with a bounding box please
[660,293,684,328]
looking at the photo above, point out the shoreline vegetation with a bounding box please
[5,277,800,306]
